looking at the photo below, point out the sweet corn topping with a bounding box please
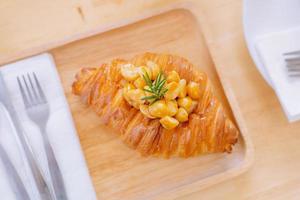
[147,61,160,80]
[165,82,180,100]
[160,116,179,130]
[175,107,188,122]
[187,81,201,99]
[167,70,180,83]
[124,89,145,109]
[178,79,187,98]
[189,101,198,114]
[149,100,169,118]
[166,100,178,116]
[177,96,193,112]
[121,64,139,81]
[134,77,146,89]
[140,104,156,119]
[123,82,135,94]
[137,66,152,80]
[120,62,201,129]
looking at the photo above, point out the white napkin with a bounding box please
[0,54,97,200]
[256,27,300,122]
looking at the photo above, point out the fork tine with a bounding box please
[288,68,300,72]
[283,50,300,56]
[27,73,40,103]
[289,73,300,77]
[285,60,300,65]
[33,72,47,103]
[284,56,300,62]
[22,75,35,105]
[286,63,300,68]
[284,57,300,63]
[17,77,31,108]
[284,51,300,78]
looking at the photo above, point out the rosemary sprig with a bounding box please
[141,71,168,103]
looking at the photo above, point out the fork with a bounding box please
[283,50,300,77]
[17,73,68,200]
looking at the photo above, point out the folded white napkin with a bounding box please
[256,27,300,122]
[0,54,97,200]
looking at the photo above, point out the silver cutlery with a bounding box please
[18,73,68,200]
[283,50,300,77]
[0,72,53,200]
[0,141,30,200]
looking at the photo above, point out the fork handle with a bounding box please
[5,110,53,200]
[20,135,53,200]
[0,143,31,200]
[40,127,68,200]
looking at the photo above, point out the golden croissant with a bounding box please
[72,53,239,158]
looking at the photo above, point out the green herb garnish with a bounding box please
[141,71,168,104]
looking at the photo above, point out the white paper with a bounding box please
[0,54,97,200]
[256,27,300,122]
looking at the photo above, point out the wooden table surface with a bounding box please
[1,0,300,199]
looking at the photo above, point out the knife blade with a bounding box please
[0,71,53,200]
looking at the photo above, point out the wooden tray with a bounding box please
[49,9,253,200]
[2,6,254,200]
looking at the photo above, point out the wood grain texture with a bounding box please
[51,10,251,200]
[1,0,300,200]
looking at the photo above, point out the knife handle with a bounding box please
[0,143,31,200]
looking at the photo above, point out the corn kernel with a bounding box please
[149,100,168,118]
[187,81,201,100]
[164,82,180,100]
[139,105,156,119]
[175,107,188,122]
[124,89,145,109]
[120,64,139,81]
[134,77,146,89]
[178,79,187,98]
[123,83,135,95]
[160,116,179,130]
[177,96,193,113]
[137,66,152,80]
[166,100,178,116]
[189,100,198,114]
[167,70,180,83]
[124,82,135,90]
[147,61,160,80]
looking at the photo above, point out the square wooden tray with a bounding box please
[2,6,254,200]
[50,8,253,200]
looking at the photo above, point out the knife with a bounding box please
[0,141,30,200]
[0,71,53,200]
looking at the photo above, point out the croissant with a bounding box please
[72,53,239,158]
